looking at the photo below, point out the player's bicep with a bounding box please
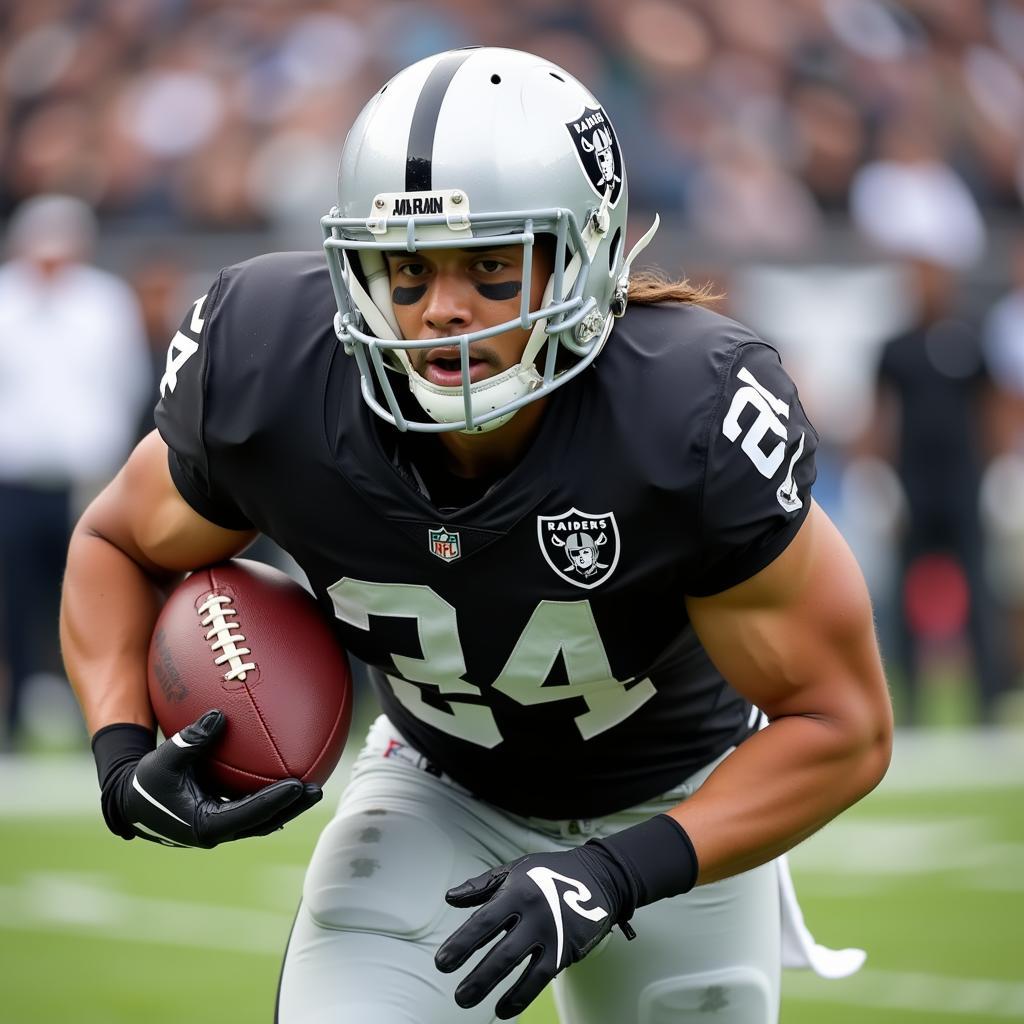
[81,430,257,576]
[686,503,890,736]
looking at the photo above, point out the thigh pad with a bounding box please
[303,807,455,941]
[639,966,775,1024]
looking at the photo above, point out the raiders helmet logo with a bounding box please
[537,508,620,589]
[565,106,623,207]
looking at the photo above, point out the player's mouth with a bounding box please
[422,346,495,387]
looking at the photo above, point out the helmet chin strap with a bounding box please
[356,249,402,340]
[622,215,660,282]
[342,249,401,344]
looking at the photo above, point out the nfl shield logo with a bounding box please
[537,508,620,590]
[428,527,461,562]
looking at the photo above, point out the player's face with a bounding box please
[386,242,554,388]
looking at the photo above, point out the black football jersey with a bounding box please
[155,252,817,819]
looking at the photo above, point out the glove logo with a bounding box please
[525,866,608,968]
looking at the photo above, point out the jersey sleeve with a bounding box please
[153,272,254,531]
[688,341,818,596]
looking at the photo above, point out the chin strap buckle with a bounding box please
[575,310,606,345]
[610,285,628,319]
[590,188,613,235]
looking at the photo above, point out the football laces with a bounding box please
[198,594,257,682]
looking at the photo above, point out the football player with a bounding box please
[61,48,892,1023]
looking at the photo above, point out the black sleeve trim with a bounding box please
[686,495,811,597]
[166,448,254,531]
[695,340,743,562]
[186,270,226,493]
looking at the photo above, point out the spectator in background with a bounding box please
[128,253,190,440]
[687,129,823,256]
[852,122,1006,723]
[984,236,1024,403]
[982,235,1024,694]
[3,0,1022,230]
[0,194,149,749]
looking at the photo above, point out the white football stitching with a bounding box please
[198,593,256,682]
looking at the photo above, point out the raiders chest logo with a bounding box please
[565,105,623,207]
[537,508,621,589]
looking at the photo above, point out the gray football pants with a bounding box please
[277,716,780,1023]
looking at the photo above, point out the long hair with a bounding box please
[627,268,723,307]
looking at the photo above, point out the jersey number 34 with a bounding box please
[329,579,656,748]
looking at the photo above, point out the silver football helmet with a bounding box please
[321,46,658,433]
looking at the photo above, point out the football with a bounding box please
[147,558,353,795]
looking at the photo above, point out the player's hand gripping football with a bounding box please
[435,844,636,1019]
[94,709,322,848]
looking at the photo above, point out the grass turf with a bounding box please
[2,755,1021,1023]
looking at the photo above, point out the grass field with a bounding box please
[2,727,1022,1024]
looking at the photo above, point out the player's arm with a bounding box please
[61,429,257,735]
[61,430,321,847]
[436,503,890,1019]
[676,499,892,881]
[435,338,889,1020]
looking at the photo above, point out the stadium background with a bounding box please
[1,1,1022,1021]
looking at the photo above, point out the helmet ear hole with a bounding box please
[608,228,622,274]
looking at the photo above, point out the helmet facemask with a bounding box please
[322,192,618,433]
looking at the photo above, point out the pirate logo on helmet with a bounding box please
[565,105,624,207]
[537,508,621,589]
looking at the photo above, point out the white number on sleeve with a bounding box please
[722,365,807,511]
[159,294,207,398]
[722,366,790,478]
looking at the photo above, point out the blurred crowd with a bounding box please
[2,0,1024,748]
[1,0,1024,248]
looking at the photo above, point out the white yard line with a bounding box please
[0,754,99,815]
[2,727,1021,818]
[2,874,1022,1018]
[0,734,364,817]
[0,873,287,954]
[788,817,1024,877]
[786,968,1024,1018]
[881,730,1024,792]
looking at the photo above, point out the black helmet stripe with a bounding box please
[405,50,473,192]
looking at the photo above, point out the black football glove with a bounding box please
[435,815,699,1020]
[92,709,322,848]
[435,844,630,1019]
